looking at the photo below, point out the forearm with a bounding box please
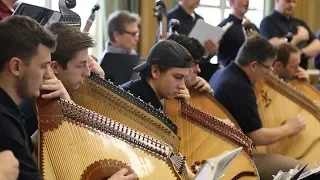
[269,37,287,45]
[247,126,290,146]
[302,39,320,57]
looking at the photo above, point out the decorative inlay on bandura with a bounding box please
[264,72,320,120]
[81,159,133,180]
[59,99,186,174]
[179,101,255,159]
[89,73,178,134]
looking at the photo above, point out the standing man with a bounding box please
[98,10,142,85]
[210,36,306,179]
[260,0,320,69]
[167,34,213,94]
[166,0,219,81]
[217,0,259,67]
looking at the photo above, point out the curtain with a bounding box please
[92,0,139,57]
[293,0,320,33]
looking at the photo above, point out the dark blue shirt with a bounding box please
[167,5,203,36]
[121,79,163,110]
[209,62,262,134]
[217,15,259,67]
[260,10,315,69]
[218,15,245,67]
[0,88,40,180]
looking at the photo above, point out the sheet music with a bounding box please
[195,147,243,180]
[273,164,308,180]
[188,19,230,46]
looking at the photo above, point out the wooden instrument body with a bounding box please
[36,98,184,180]
[290,79,320,101]
[254,73,320,164]
[70,74,180,151]
[189,88,241,129]
[164,100,259,180]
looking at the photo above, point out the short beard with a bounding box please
[16,73,30,99]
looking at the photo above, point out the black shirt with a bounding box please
[0,88,41,180]
[217,14,259,67]
[18,99,37,138]
[260,10,316,69]
[209,62,262,134]
[167,5,203,36]
[120,79,163,110]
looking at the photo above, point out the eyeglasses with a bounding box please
[122,30,140,37]
[257,61,273,71]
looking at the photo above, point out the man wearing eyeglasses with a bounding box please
[98,10,142,85]
[209,36,306,180]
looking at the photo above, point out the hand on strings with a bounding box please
[204,39,219,55]
[294,66,310,82]
[41,66,71,100]
[108,168,138,180]
[285,115,306,136]
[88,56,105,79]
[175,87,190,103]
[193,76,214,94]
[0,150,19,180]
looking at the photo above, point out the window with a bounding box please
[195,0,265,27]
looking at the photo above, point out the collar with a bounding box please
[106,42,137,55]
[272,10,292,22]
[229,62,252,86]
[227,14,243,24]
[0,87,23,119]
[141,79,163,110]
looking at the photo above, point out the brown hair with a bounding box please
[0,16,56,72]
[107,10,140,42]
[275,42,300,67]
[47,23,95,69]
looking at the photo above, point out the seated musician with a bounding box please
[121,40,197,179]
[167,34,213,94]
[98,10,142,84]
[121,40,192,109]
[273,42,309,82]
[0,16,66,180]
[18,22,137,180]
[209,36,306,179]
[0,150,19,180]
